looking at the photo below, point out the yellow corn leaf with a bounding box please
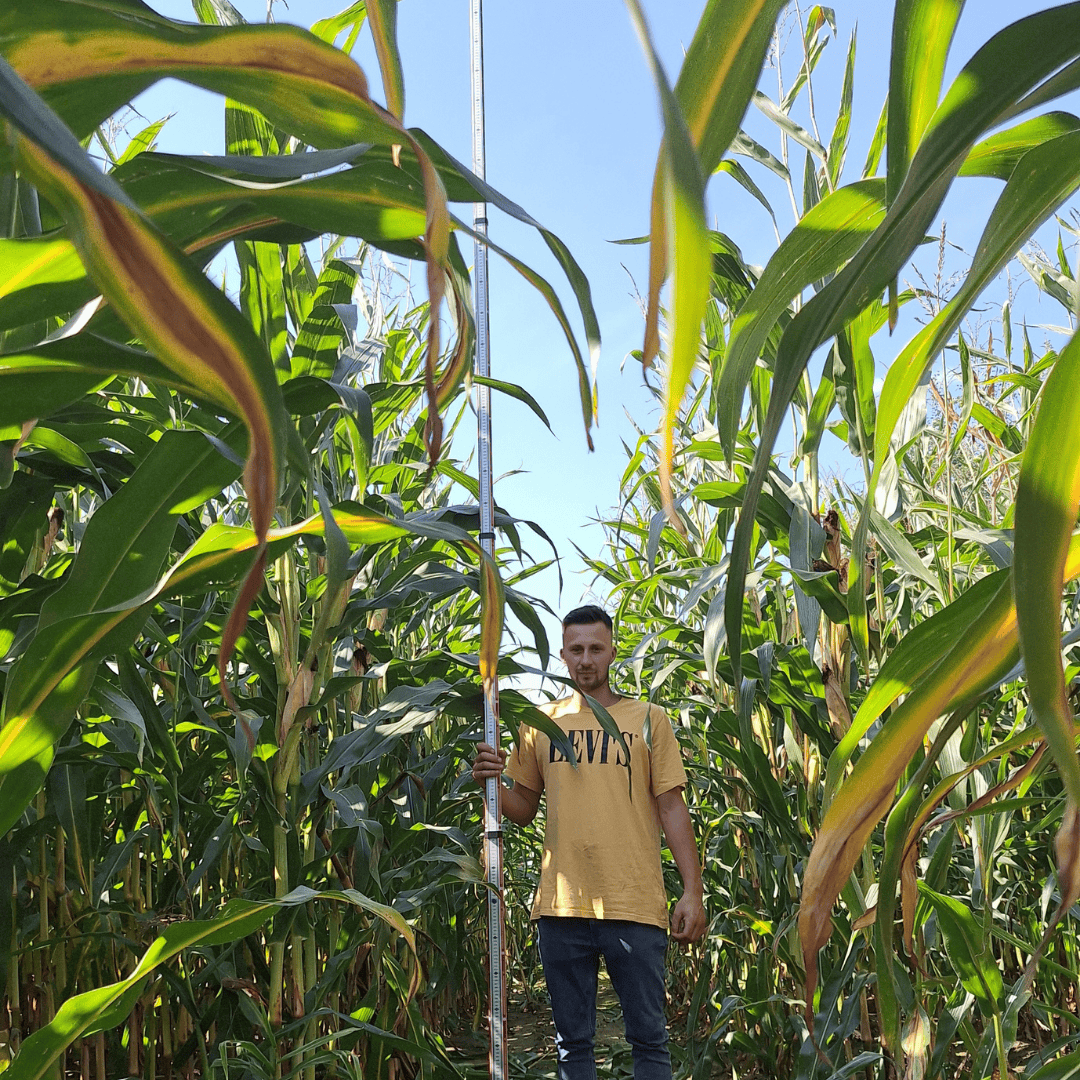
[642,0,788,366]
[625,0,710,529]
[10,131,285,542]
[7,14,455,463]
[799,535,1080,1013]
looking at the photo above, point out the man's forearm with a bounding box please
[658,789,707,943]
[498,781,537,826]
[472,743,540,825]
[659,793,703,896]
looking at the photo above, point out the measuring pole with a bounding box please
[471,4,507,1080]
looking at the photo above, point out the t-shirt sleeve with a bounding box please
[505,722,544,793]
[647,706,687,796]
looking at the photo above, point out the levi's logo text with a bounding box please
[549,730,635,766]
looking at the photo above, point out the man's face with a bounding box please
[560,621,615,695]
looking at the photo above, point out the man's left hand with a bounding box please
[670,892,706,944]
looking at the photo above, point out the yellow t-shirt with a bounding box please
[505,695,687,930]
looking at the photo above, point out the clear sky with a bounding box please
[134,0,1080,673]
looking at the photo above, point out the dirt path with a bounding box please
[507,972,627,1075]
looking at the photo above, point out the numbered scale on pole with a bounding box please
[470,3,508,1080]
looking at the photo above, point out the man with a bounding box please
[472,604,706,1080]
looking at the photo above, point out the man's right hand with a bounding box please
[472,742,507,786]
[471,743,541,825]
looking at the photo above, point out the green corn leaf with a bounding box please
[15,427,100,493]
[1002,55,1080,121]
[47,762,90,886]
[727,8,1080,685]
[123,147,426,260]
[117,650,182,775]
[731,129,790,181]
[236,240,289,372]
[0,337,209,428]
[0,429,243,780]
[474,542,505,705]
[802,148,820,217]
[311,2,368,49]
[799,349,836,458]
[789,569,848,625]
[429,232,477,415]
[160,505,407,598]
[1026,1048,1080,1080]
[902,727,1047,867]
[500,695,578,768]
[190,0,245,27]
[917,884,1003,1016]
[0,750,51,836]
[448,215,593,446]
[861,94,888,179]
[162,500,503,697]
[0,576,58,661]
[714,159,777,228]
[470,375,552,434]
[866,505,941,594]
[282,243,318,330]
[694,479,793,539]
[0,1,466,464]
[961,111,1080,181]
[3,886,414,1080]
[887,0,965,205]
[290,258,360,380]
[876,131,1080,480]
[0,148,594,446]
[114,114,169,167]
[224,96,287,377]
[0,235,95,333]
[409,131,601,413]
[826,28,856,189]
[582,692,634,785]
[971,400,1024,454]
[848,128,1080,663]
[677,0,791,177]
[0,472,53,595]
[878,765,935,1055]
[789,503,824,661]
[0,142,597,438]
[717,179,886,459]
[833,301,881,456]
[753,91,827,159]
[1014,327,1080,809]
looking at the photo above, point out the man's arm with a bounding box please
[472,742,542,826]
[656,787,706,944]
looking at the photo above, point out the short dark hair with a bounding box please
[562,605,613,632]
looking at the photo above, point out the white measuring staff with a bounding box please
[470,4,508,1080]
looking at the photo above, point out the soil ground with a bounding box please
[507,970,626,1064]
[452,970,634,1080]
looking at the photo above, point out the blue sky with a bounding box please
[134,0,1080,670]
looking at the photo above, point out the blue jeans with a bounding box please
[536,917,671,1080]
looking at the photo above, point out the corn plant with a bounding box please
[617,1,1080,1076]
[593,272,1080,1080]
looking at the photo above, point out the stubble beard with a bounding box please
[573,669,609,695]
